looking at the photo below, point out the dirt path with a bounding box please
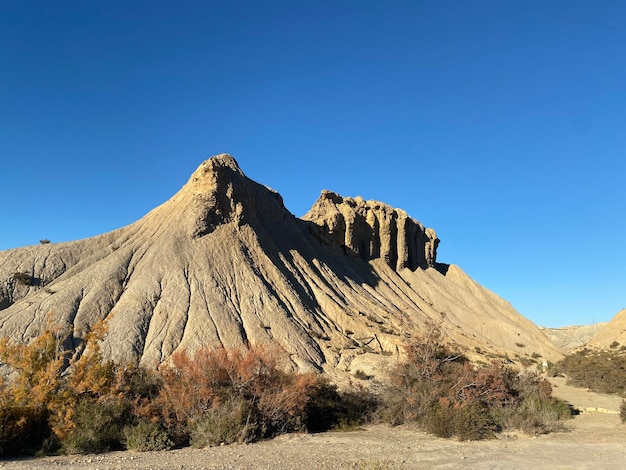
[2,378,625,469]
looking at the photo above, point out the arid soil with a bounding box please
[2,376,625,469]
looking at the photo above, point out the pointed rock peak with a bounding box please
[185,154,245,196]
[303,189,439,271]
[174,154,288,238]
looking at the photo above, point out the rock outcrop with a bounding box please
[303,191,439,270]
[0,154,562,377]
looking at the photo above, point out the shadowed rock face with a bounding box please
[303,190,439,270]
[0,154,562,375]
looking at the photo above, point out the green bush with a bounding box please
[424,402,498,441]
[123,420,173,452]
[453,403,497,441]
[423,403,455,438]
[305,379,378,432]
[189,397,254,447]
[494,394,570,435]
[59,397,131,454]
[556,349,626,395]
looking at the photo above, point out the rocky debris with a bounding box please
[0,154,563,376]
[303,191,439,270]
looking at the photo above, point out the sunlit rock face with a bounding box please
[0,154,563,378]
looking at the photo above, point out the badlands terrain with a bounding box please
[0,154,563,379]
[1,154,624,468]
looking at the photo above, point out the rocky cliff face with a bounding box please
[303,190,439,270]
[0,154,562,377]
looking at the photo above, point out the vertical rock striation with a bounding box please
[303,190,439,270]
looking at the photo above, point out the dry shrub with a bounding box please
[0,322,374,455]
[305,378,378,432]
[0,320,69,455]
[58,397,130,454]
[123,419,173,452]
[189,396,253,447]
[379,321,571,439]
[556,349,626,396]
[156,345,321,446]
[11,271,33,286]
[0,319,162,455]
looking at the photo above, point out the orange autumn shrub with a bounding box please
[156,345,320,446]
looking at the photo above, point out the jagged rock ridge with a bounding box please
[0,154,562,376]
[303,190,439,271]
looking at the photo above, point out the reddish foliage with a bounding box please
[155,345,320,441]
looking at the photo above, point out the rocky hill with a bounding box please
[0,154,562,378]
[585,309,626,350]
[541,323,608,352]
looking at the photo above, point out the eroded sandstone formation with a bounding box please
[303,190,439,270]
[0,154,563,377]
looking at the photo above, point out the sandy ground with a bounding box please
[1,377,625,469]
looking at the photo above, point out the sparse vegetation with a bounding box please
[0,323,375,456]
[0,320,573,456]
[40,239,51,244]
[123,419,173,452]
[11,271,33,286]
[377,321,572,439]
[556,349,626,396]
[353,369,372,380]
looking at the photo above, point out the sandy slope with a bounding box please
[587,309,626,350]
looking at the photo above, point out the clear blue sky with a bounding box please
[1,1,624,327]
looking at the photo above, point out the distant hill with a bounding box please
[585,309,626,350]
[541,323,608,352]
[0,154,562,378]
